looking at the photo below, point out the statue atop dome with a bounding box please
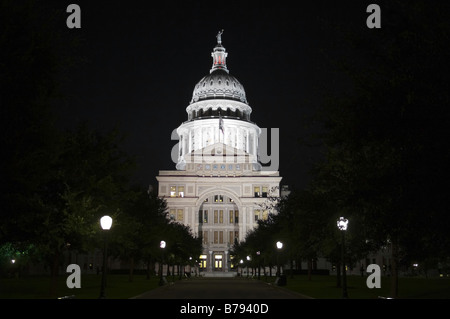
[216,29,224,45]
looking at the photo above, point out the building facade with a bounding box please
[156,32,282,274]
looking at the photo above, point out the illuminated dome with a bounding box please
[177,31,261,170]
[186,30,252,122]
[190,70,247,104]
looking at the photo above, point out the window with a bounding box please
[262,210,269,221]
[199,210,203,223]
[254,185,269,198]
[203,210,208,223]
[219,210,223,223]
[169,209,176,220]
[214,231,218,244]
[199,254,207,268]
[229,210,234,224]
[262,186,268,198]
[228,164,233,170]
[219,231,224,244]
[235,210,239,223]
[177,209,184,222]
[214,210,218,224]
[214,195,223,203]
[236,164,240,170]
[170,185,185,197]
[254,209,260,222]
[203,232,208,245]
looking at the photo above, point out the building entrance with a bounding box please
[214,254,223,270]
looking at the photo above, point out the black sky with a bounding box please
[54,1,374,189]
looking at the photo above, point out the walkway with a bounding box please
[132,277,311,299]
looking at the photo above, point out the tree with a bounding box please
[312,0,450,297]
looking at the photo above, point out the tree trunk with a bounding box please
[390,238,399,298]
[307,258,312,281]
[49,252,60,297]
[128,256,134,282]
[336,261,341,288]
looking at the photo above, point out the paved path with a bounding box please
[132,277,311,299]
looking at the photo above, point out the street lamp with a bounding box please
[275,241,286,286]
[239,259,244,277]
[159,240,166,286]
[99,215,112,299]
[276,241,283,276]
[246,256,251,278]
[256,251,261,280]
[337,217,349,298]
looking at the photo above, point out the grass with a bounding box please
[277,275,450,299]
[2,273,450,299]
[0,274,172,299]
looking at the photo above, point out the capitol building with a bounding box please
[156,32,282,274]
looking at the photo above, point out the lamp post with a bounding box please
[256,251,261,280]
[159,240,166,286]
[246,256,251,278]
[337,217,349,299]
[276,241,283,277]
[99,215,112,299]
[239,259,243,277]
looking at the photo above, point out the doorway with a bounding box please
[214,254,223,270]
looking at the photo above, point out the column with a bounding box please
[224,250,229,272]
[246,129,249,153]
[208,250,213,272]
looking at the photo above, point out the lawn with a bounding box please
[279,275,450,299]
[0,274,168,299]
[2,273,449,299]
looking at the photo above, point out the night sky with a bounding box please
[54,1,374,189]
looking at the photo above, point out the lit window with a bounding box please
[262,186,268,198]
[169,185,185,197]
[254,209,260,222]
[177,209,184,221]
[169,209,176,220]
[254,186,261,197]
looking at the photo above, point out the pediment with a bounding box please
[191,143,248,157]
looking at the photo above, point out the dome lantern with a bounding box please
[211,30,228,73]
